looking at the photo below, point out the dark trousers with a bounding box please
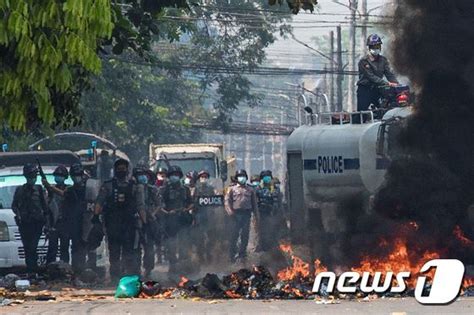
[107,229,140,279]
[229,211,251,260]
[357,85,381,111]
[143,220,159,273]
[256,208,278,252]
[46,228,70,264]
[18,221,44,272]
[70,236,86,273]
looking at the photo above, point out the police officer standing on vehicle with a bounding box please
[95,159,145,280]
[225,169,257,263]
[43,165,70,264]
[12,164,50,272]
[357,34,399,111]
[159,166,193,275]
[255,170,282,252]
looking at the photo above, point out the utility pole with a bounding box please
[336,25,343,111]
[329,30,335,111]
[361,0,368,54]
[347,0,358,113]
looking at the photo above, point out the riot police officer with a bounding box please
[61,163,89,273]
[193,170,216,263]
[95,159,145,280]
[44,165,70,264]
[159,165,193,274]
[255,170,282,252]
[12,164,50,272]
[225,169,257,263]
[133,166,161,277]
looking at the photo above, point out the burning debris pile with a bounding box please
[127,242,474,300]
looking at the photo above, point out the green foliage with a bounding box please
[77,57,201,161]
[0,0,113,131]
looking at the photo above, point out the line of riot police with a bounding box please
[12,159,285,281]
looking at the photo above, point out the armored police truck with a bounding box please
[286,107,412,263]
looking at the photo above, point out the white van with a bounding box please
[0,151,106,269]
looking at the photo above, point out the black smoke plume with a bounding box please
[374,0,474,262]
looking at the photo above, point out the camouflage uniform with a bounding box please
[255,184,282,251]
[159,181,193,273]
[12,184,49,272]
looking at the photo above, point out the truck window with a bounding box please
[155,158,216,177]
[0,175,73,209]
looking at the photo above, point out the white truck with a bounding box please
[148,143,236,192]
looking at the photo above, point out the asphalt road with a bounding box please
[2,297,474,315]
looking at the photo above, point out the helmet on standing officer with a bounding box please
[367,34,382,57]
[235,169,248,185]
[23,163,38,186]
[168,165,183,184]
[114,158,129,180]
[53,165,69,185]
[70,163,85,186]
[133,165,148,185]
[260,170,273,185]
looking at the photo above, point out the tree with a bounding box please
[0,0,113,131]
[0,0,317,134]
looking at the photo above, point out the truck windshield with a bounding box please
[156,158,216,178]
[0,175,73,209]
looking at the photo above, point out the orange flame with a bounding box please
[351,237,440,288]
[277,243,327,281]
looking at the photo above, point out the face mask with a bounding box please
[54,176,65,185]
[184,177,191,185]
[137,175,148,185]
[237,176,247,185]
[370,49,381,56]
[169,175,180,184]
[199,177,208,184]
[72,176,83,185]
[262,176,272,184]
[115,170,127,180]
[26,177,36,185]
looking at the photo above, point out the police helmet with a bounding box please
[260,170,273,179]
[69,163,84,176]
[145,169,156,181]
[367,34,382,47]
[235,169,248,179]
[168,165,183,178]
[23,163,38,177]
[114,158,129,169]
[132,165,147,177]
[53,165,69,178]
[186,170,198,181]
[198,170,210,178]
[157,167,168,174]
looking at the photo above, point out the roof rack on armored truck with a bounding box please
[317,111,376,125]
